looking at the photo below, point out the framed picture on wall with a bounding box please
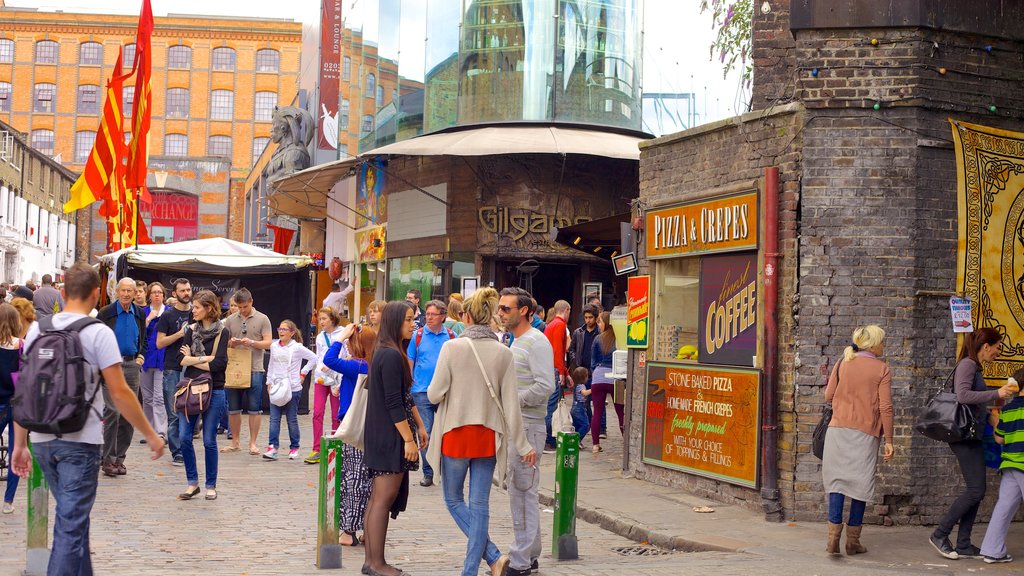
[583,282,602,306]
[462,276,480,298]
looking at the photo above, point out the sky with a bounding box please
[5,0,746,134]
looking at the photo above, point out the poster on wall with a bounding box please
[952,120,1024,384]
[627,275,650,349]
[354,225,386,263]
[642,363,761,487]
[356,158,387,228]
[698,252,758,366]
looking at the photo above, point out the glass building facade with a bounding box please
[354,0,643,152]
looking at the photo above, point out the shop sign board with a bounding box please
[642,362,761,487]
[354,225,386,263]
[646,192,758,259]
[626,275,650,349]
[698,253,758,366]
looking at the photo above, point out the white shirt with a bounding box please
[314,327,345,386]
[321,283,353,312]
[266,339,319,392]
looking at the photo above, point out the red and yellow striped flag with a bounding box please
[126,0,153,205]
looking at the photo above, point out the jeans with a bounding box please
[442,455,501,576]
[268,393,300,450]
[32,440,101,576]
[179,390,225,488]
[412,391,436,479]
[827,492,866,526]
[544,372,561,447]
[508,419,545,571]
[139,368,166,436]
[570,401,590,440]
[1,403,20,503]
[227,371,266,414]
[312,382,340,452]
[935,439,987,549]
[162,369,182,458]
[102,361,140,465]
[980,468,1024,559]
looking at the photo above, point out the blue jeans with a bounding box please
[412,391,436,479]
[32,440,101,576]
[828,492,866,527]
[179,390,225,488]
[544,372,561,447]
[570,401,590,440]
[162,369,182,458]
[442,455,501,575]
[268,393,300,450]
[1,403,20,503]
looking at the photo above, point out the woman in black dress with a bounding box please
[363,301,428,576]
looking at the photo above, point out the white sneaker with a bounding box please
[262,446,278,460]
[2,501,13,514]
[288,449,300,460]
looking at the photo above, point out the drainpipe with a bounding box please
[761,166,782,521]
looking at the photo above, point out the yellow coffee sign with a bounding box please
[646,192,758,259]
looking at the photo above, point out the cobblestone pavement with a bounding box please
[0,416,1005,575]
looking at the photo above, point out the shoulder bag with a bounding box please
[173,328,223,417]
[812,359,841,460]
[915,367,976,443]
[335,373,368,450]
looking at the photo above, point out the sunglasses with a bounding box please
[497,305,515,313]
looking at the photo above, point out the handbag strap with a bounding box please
[943,365,959,393]
[467,338,506,423]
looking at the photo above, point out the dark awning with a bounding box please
[554,212,630,258]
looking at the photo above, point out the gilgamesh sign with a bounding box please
[643,363,760,487]
[646,192,758,259]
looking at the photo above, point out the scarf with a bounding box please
[190,319,223,358]
[461,324,498,341]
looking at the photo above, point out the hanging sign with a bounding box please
[646,192,758,259]
[950,296,973,333]
[627,275,650,349]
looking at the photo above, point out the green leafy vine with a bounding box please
[699,0,753,87]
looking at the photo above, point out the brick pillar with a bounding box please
[751,0,796,110]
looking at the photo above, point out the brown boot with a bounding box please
[826,522,843,555]
[845,524,867,555]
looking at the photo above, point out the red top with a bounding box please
[442,425,496,458]
[544,316,568,378]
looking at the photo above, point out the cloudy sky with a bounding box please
[6,0,745,134]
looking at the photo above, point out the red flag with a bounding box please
[126,0,153,204]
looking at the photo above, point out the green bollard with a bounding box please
[552,430,580,560]
[25,440,49,576]
[316,437,344,569]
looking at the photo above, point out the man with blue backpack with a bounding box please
[10,263,164,574]
[406,299,456,487]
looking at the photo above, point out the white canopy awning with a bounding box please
[267,157,362,220]
[98,237,311,269]
[364,125,646,161]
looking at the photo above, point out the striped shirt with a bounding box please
[509,327,557,420]
[995,396,1024,473]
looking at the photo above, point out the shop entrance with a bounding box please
[494,259,578,313]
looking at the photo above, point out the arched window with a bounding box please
[252,137,270,164]
[360,114,373,136]
[212,47,236,71]
[77,85,100,115]
[210,90,234,120]
[0,82,10,113]
[79,42,103,66]
[75,131,96,163]
[123,43,137,66]
[31,129,55,156]
[255,49,279,72]
[342,56,351,80]
[166,88,189,118]
[208,135,232,157]
[366,73,375,98]
[167,45,191,69]
[254,91,276,121]
[164,134,188,157]
[0,39,14,64]
[34,83,56,113]
[340,99,349,130]
[35,40,58,64]
[376,85,384,107]
[123,87,134,118]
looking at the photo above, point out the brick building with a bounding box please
[0,6,301,260]
[630,0,1024,524]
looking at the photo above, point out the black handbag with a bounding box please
[915,368,977,443]
[812,360,841,460]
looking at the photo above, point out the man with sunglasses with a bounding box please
[224,289,273,455]
[497,287,555,576]
[156,278,193,465]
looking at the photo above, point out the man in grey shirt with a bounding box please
[33,274,64,317]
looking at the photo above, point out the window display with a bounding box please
[653,257,699,362]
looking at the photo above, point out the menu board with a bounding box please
[642,363,761,487]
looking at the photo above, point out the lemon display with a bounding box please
[629,318,647,342]
[676,344,698,360]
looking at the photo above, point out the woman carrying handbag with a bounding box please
[426,288,535,576]
[929,327,1016,560]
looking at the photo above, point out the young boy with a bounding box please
[570,366,592,442]
[979,371,1024,564]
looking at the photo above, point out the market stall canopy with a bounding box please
[364,125,645,161]
[98,237,312,274]
[267,156,362,219]
[555,212,631,257]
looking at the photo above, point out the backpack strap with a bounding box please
[38,315,55,333]
[414,327,424,349]
[447,328,456,340]
[65,317,102,334]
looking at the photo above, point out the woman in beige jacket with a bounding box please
[427,287,536,576]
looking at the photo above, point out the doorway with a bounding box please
[494,259,578,314]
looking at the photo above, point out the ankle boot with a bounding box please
[826,522,844,555]
[845,524,867,555]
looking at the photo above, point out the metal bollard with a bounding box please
[316,437,344,569]
[25,440,49,576]
[551,430,580,560]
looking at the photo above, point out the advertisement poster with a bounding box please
[317,0,342,151]
[643,363,761,487]
[949,296,973,333]
[646,192,758,259]
[354,225,386,263]
[356,158,387,228]
[698,253,758,366]
[627,275,650,349]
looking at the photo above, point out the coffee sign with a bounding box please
[643,363,761,487]
[646,192,758,259]
[699,253,758,366]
